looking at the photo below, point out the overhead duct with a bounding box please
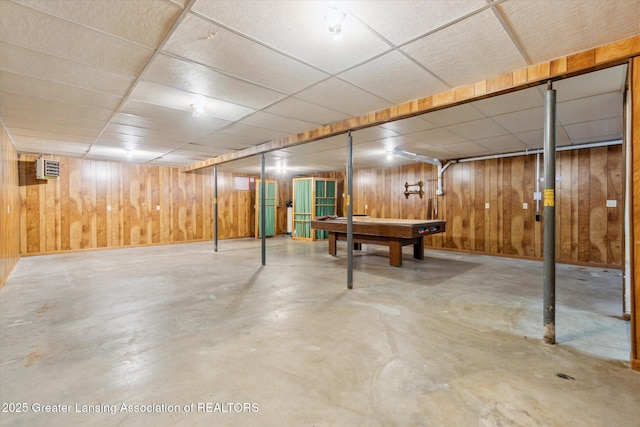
[392,149,447,196]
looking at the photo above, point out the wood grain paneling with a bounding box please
[340,146,623,268]
[0,126,20,287]
[18,156,267,255]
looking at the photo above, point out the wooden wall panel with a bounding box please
[0,126,20,287]
[17,156,267,255]
[339,146,623,268]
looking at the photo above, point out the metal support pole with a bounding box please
[213,165,218,252]
[261,154,266,266]
[543,81,557,345]
[347,131,353,289]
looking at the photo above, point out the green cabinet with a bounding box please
[292,177,336,240]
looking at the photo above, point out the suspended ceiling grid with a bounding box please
[0,0,638,173]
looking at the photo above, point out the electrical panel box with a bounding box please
[35,158,60,180]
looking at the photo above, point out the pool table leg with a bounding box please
[328,232,337,256]
[389,240,403,266]
[413,238,424,260]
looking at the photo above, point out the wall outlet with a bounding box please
[523,203,528,209]
[485,202,490,209]
[156,205,161,211]
[606,200,617,208]
[107,205,112,211]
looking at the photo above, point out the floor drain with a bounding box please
[556,373,575,380]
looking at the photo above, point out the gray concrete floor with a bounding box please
[1,237,638,426]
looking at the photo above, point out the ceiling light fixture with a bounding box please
[325,6,345,40]
[191,103,204,117]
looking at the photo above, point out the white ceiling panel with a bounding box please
[341,0,487,45]
[238,111,321,135]
[338,50,449,104]
[405,127,468,147]
[0,92,113,122]
[0,1,632,168]
[130,81,256,121]
[162,13,329,93]
[0,71,122,111]
[490,107,545,134]
[421,104,486,127]
[497,0,640,64]
[11,0,183,49]
[557,92,622,125]
[0,43,135,96]
[473,86,544,117]
[564,117,623,144]
[0,1,153,76]
[379,116,437,135]
[264,98,350,125]
[193,0,391,74]
[445,118,509,140]
[295,77,393,117]
[120,100,232,131]
[475,134,529,154]
[402,9,528,88]
[553,64,627,103]
[144,55,287,110]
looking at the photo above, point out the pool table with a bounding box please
[310,216,446,266]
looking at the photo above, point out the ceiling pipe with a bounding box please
[392,149,446,196]
[455,139,622,163]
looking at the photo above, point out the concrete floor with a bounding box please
[1,237,638,426]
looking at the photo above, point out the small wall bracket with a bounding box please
[404,181,424,199]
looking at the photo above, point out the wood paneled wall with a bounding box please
[339,145,623,268]
[17,156,292,255]
[1,126,20,286]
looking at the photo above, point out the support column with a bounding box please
[631,56,640,371]
[261,154,266,266]
[213,165,218,252]
[543,82,557,345]
[347,131,353,290]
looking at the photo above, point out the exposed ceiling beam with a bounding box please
[181,34,640,173]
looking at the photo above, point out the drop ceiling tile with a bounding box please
[0,92,113,122]
[130,81,256,121]
[338,51,450,104]
[475,134,529,154]
[220,123,290,143]
[351,126,399,143]
[99,132,184,149]
[516,126,571,150]
[422,104,486,127]
[404,127,468,147]
[8,128,95,145]
[162,13,329,93]
[12,137,90,155]
[402,9,528,87]
[238,111,321,135]
[341,0,487,45]
[445,118,509,140]
[395,142,456,159]
[296,78,392,117]
[553,65,627,103]
[497,0,640,64]
[0,107,106,132]
[557,92,622,125]
[120,100,232,131]
[0,71,122,111]
[491,107,545,134]
[444,141,493,158]
[380,116,437,134]
[1,1,153,76]
[1,118,101,138]
[472,86,544,117]
[190,131,260,149]
[265,98,351,125]
[12,0,183,48]
[106,122,210,142]
[144,55,287,110]
[564,117,623,143]
[0,43,135,96]
[192,1,391,74]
